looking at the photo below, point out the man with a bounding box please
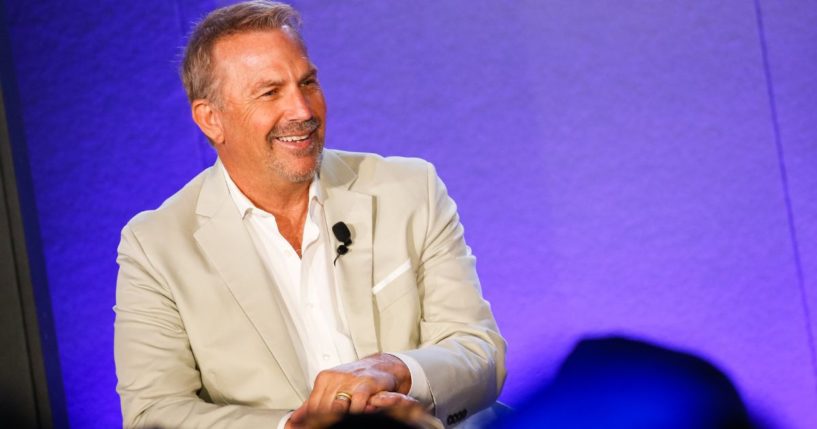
[114,1,506,428]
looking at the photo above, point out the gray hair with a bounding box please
[180,1,303,105]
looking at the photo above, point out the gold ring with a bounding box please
[334,391,352,402]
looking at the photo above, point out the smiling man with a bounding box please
[114,2,505,428]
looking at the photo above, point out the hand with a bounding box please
[284,412,340,429]
[287,392,437,429]
[289,354,412,424]
[366,391,427,423]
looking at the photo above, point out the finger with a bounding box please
[367,391,403,408]
[307,389,325,416]
[329,390,352,414]
[349,385,373,414]
[317,375,351,416]
[307,372,331,416]
[317,386,343,416]
[409,403,426,422]
[370,392,423,421]
[290,404,306,424]
[311,412,344,428]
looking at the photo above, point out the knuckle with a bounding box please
[316,369,334,379]
[360,375,379,386]
[354,382,375,394]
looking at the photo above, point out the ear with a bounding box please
[191,99,225,145]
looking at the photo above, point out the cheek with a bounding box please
[241,104,267,127]
[221,112,271,151]
[246,109,282,136]
[308,93,327,117]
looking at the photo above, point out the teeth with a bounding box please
[278,134,309,142]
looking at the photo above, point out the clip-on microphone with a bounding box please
[332,222,352,265]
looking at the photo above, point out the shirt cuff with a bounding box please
[387,352,434,409]
[276,411,294,429]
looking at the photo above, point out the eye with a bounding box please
[261,88,279,97]
[301,78,319,87]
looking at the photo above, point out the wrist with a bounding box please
[379,353,412,394]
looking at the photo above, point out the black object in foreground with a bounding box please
[495,336,753,429]
[332,222,352,265]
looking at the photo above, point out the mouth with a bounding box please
[275,132,312,143]
[271,129,316,152]
[269,119,321,151]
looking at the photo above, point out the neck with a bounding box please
[222,162,312,218]
[223,162,312,256]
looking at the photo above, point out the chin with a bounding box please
[274,158,321,183]
[285,169,316,183]
[268,143,323,183]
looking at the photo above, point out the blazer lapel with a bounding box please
[321,151,380,358]
[193,162,309,401]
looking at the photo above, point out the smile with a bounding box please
[276,134,310,142]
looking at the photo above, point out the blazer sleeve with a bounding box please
[114,225,290,428]
[398,162,508,426]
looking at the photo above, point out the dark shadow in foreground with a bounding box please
[494,336,753,429]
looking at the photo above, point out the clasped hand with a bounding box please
[287,353,428,428]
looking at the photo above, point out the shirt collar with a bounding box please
[219,160,322,219]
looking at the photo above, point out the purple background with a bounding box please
[4,0,816,427]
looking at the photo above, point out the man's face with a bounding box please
[210,29,326,184]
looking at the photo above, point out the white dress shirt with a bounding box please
[219,163,431,427]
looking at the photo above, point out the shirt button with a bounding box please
[322,354,330,361]
[306,302,314,310]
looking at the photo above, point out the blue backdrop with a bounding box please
[4,0,816,427]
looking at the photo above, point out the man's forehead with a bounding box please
[212,29,309,70]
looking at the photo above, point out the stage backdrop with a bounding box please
[4,0,816,427]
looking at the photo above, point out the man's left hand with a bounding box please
[289,353,412,424]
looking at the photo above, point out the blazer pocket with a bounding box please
[373,260,414,311]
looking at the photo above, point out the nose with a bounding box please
[283,87,313,122]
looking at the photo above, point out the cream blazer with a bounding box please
[114,150,506,428]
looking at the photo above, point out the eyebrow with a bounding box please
[250,78,284,94]
[300,67,318,82]
[250,67,319,94]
